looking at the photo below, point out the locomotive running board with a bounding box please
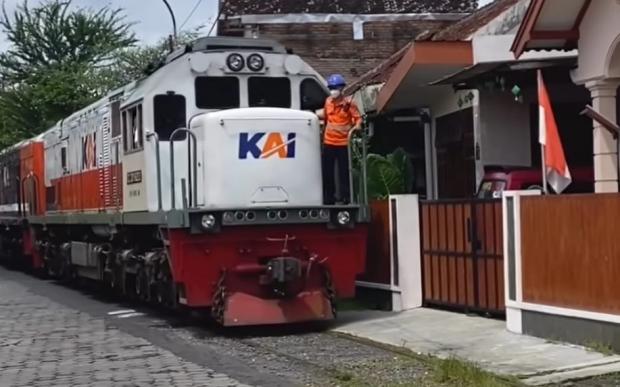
[221,290,334,327]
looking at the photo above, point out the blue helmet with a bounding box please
[327,74,346,89]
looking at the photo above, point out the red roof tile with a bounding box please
[425,0,522,41]
[345,43,412,93]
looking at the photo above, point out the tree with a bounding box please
[0,0,137,147]
[0,0,137,83]
[0,0,205,150]
[111,29,204,85]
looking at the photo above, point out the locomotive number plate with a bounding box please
[127,170,142,185]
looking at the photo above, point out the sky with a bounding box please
[0,0,496,51]
[0,0,220,50]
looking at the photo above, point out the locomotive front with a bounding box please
[160,40,369,326]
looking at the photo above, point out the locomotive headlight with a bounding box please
[247,54,264,72]
[201,214,217,230]
[337,211,351,226]
[226,53,244,72]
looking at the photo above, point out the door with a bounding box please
[435,108,476,199]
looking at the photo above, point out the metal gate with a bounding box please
[420,199,504,316]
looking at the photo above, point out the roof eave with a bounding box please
[511,0,591,58]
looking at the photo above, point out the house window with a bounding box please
[154,94,187,141]
[195,77,240,109]
[248,77,291,108]
[301,78,328,111]
[122,104,143,153]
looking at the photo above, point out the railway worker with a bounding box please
[316,74,362,205]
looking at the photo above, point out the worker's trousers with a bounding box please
[322,145,350,205]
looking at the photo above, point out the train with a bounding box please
[0,36,369,327]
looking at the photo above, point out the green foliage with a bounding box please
[432,357,519,387]
[0,0,137,83]
[110,30,204,85]
[365,147,414,200]
[0,0,137,149]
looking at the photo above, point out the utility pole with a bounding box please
[161,0,177,51]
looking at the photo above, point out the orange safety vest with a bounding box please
[323,97,362,147]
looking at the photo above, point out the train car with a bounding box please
[1,36,369,326]
[0,137,46,268]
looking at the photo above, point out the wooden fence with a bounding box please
[520,193,620,314]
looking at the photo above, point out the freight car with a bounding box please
[0,36,369,326]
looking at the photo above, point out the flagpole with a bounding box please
[541,143,548,195]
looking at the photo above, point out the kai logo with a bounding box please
[239,132,296,159]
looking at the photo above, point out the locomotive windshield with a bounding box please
[195,76,240,109]
[300,78,328,111]
[195,75,327,111]
[248,77,291,108]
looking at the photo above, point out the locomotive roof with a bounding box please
[13,36,304,147]
[163,36,288,65]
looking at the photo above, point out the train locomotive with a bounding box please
[0,37,369,326]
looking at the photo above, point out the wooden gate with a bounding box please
[420,199,504,315]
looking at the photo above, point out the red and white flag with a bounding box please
[538,70,571,194]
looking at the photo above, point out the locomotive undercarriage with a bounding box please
[28,222,342,326]
[32,224,179,309]
[0,224,24,267]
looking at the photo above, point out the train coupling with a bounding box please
[266,256,302,284]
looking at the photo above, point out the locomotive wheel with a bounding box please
[135,267,149,302]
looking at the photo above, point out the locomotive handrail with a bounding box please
[20,173,40,216]
[146,132,163,211]
[17,176,23,217]
[347,121,369,208]
[347,127,360,205]
[169,128,198,210]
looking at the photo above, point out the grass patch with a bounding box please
[584,340,615,356]
[336,298,373,312]
[431,357,519,387]
[327,332,522,387]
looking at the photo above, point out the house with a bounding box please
[512,0,620,193]
[348,0,530,200]
[217,0,477,82]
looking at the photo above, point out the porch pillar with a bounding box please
[587,80,620,193]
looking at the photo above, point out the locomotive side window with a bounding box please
[122,104,143,153]
[248,77,291,108]
[110,100,121,138]
[195,77,239,109]
[301,78,328,111]
[60,147,67,172]
[153,94,187,141]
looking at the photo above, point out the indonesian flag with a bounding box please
[538,70,571,194]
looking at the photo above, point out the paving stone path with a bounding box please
[0,278,252,387]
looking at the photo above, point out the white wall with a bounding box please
[573,0,620,83]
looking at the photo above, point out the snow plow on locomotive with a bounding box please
[0,37,370,326]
